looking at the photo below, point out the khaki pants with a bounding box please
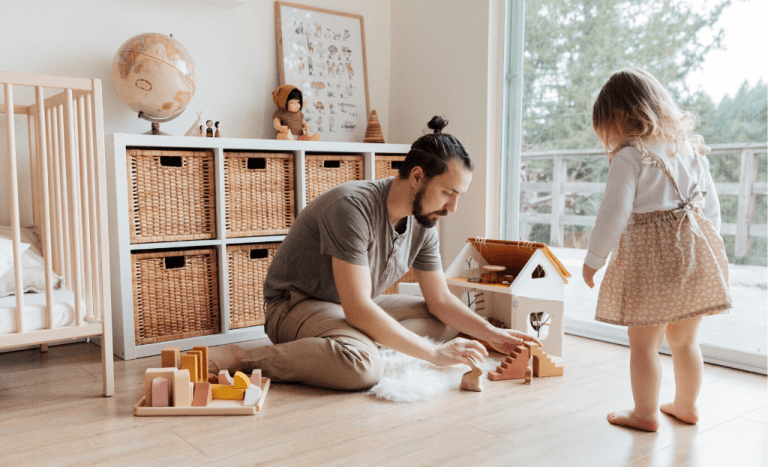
[236,292,457,390]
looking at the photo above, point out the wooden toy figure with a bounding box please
[205,120,214,137]
[272,84,320,141]
[214,121,221,137]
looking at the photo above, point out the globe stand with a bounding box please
[138,110,184,136]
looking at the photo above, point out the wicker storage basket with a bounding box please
[127,149,216,244]
[383,267,419,295]
[305,154,364,205]
[224,152,294,238]
[132,249,219,345]
[227,243,280,329]
[375,154,406,180]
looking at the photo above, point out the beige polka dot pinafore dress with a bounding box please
[595,143,732,327]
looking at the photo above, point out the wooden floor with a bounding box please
[1,334,765,467]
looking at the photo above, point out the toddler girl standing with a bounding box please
[582,67,732,432]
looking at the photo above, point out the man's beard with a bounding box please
[412,185,448,228]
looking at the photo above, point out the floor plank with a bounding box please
[0,335,764,466]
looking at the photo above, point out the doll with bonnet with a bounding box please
[272,84,320,141]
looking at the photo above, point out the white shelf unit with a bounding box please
[106,133,411,359]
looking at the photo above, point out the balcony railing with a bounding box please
[519,142,767,262]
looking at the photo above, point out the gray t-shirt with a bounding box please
[263,177,442,304]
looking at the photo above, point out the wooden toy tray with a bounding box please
[134,377,270,416]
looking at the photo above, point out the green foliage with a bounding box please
[523,0,730,150]
[686,80,768,144]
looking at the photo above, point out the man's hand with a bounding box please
[430,337,488,366]
[582,263,598,288]
[485,328,542,355]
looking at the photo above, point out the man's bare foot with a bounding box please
[607,410,659,432]
[207,344,245,374]
[660,402,699,424]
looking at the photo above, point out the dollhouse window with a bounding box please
[532,265,546,279]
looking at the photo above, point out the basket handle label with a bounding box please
[250,249,268,260]
[165,256,186,269]
[160,156,183,167]
[247,157,266,169]
[323,160,341,168]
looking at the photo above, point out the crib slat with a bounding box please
[84,93,102,322]
[28,114,39,228]
[56,105,74,291]
[4,84,26,332]
[63,89,85,327]
[46,107,64,276]
[91,79,115,397]
[76,95,95,322]
[35,86,57,330]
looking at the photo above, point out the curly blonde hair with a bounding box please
[592,67,705,161]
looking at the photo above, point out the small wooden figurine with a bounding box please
[363,110,385,143]
[272,84,320,141]
[460,355,484,392]
[205,120,214,137]
[214,121,221,137]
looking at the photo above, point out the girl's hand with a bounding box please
[486,328,542,355]
[582,263,598,288]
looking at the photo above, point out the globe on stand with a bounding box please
[111,33,196,135]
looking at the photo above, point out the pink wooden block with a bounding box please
[249,370,262,386]
[151,377,170,407]
[218,370,234,385]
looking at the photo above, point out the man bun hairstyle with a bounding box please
[398,116,474,180]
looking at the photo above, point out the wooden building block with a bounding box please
[181,354,199,383]
[193,346,209,382]
[173,369,191,407]
[218,370,234,386]
[187,350,204,382]
[233,371,250,389]
[488,345,530,381]
[192,382,213,407]
[249,370,262,386]
[243,386,262,406]
[524,368,532,385]
[460,356,484,392]
[211,384,245,400]
[524,342,564,377]
[208,373,219,384]
[161,347,180,369]
[143,368,177,406]
[189,382,194,402]
[151,377,170,407]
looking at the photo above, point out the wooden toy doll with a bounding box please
[272,84,320,141]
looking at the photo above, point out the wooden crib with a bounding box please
[0,71,114,396]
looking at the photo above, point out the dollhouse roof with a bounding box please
[463,238,571,284]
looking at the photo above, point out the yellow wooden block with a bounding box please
[211,384,245,400]
[233,371,250,389]
[181,354,199,383]
[187,350,204,383]
[193,346,209,382]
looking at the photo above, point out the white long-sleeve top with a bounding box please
[584,140,721,270]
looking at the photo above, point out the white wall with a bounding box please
[0,0,392,226]
[389,0,505,267]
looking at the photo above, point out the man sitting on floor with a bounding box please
[209,116,540,390]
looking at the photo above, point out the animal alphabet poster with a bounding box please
[276,2,370,142]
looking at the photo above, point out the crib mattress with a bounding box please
[0,290,85,334]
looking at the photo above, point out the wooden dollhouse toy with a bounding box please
[443,238,571,357]
[134,345,270,416]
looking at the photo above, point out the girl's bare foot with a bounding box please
[607,410,659,432]
[207,344,245,374]
[660,402,699,424]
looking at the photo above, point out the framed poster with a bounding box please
[275,1,370,142]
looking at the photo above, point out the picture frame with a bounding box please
[275,1,370,142]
